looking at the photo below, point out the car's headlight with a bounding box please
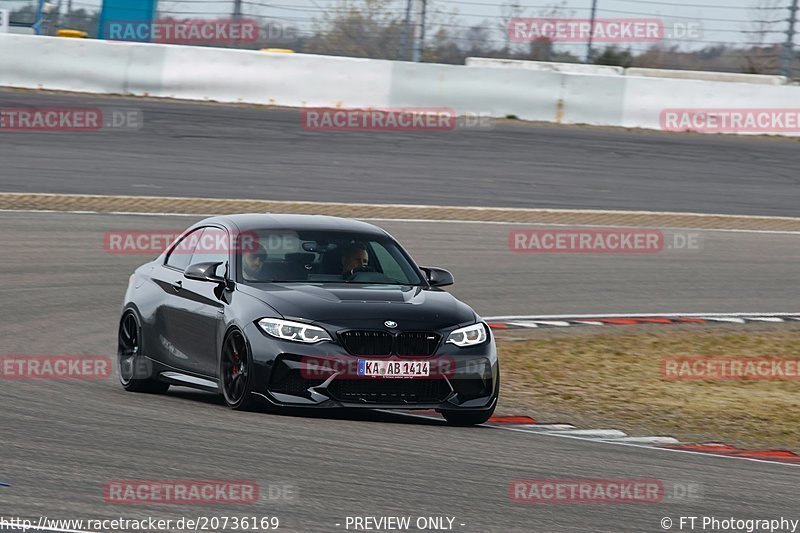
[257,318,332,343]
[446,323,488,347]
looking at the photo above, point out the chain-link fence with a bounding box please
[2,0,798,78]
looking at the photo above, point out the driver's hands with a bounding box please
[344,265,373,279]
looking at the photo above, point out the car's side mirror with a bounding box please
[420,266,454,287]
[184,262,225,283]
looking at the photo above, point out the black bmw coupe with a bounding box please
[118,214,498,425]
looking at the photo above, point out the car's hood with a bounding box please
[239,283,477,330]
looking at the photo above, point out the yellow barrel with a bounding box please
[57,29,88,38]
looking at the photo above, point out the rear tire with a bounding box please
[117,311,170,394]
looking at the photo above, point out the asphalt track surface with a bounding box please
[2,90,800,217]
[1,212,799,532]
[2,213,800,319]
[2,89,800,532]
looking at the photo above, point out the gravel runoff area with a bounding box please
[3,192,800,231]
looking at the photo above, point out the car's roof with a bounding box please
[197,213,389,235]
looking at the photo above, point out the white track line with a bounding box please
[3,192,800,221]
[0,208,213,218]
[2,209,800,235]
[0,521,98,533]
[489,424,800,468]
[485,312,800,321]
[385,411,800,469]
[602,436,682,445]
[539,429,629,438]
[363,218,800,235]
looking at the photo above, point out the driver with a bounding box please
[341,242,369,277]
[242,246,269,281]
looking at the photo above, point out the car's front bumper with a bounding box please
[243,322,499,411]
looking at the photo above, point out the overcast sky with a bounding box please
[1,0,793,52]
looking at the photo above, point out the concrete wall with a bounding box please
[2,34,799,136]
[465,57,623,76]
[624,67,787,86]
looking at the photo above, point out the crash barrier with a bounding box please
[466,58,788,85]
[623,67,786,85]
[2,34,800,136]
[465,57,624,76]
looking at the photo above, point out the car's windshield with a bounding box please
[236,229,425,285]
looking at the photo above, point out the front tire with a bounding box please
[220,329,257,411]
[117,311,170,394]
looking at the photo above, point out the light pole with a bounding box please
[33,0,46,34]
[781,0,799,77]
[412,0,427,63]
[400,0,412,60]
[585,0,598,63]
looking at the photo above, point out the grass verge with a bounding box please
[495,323,800,451]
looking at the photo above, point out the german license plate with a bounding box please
[357,360,430,378]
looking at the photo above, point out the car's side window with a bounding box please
[190,227,229,278]
[165,228,204,271]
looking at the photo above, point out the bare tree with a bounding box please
[464,24,491,54]
[741,0,785,74]
[524,1,572,62]
[498,1,525,53]
[304,0,405,59]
